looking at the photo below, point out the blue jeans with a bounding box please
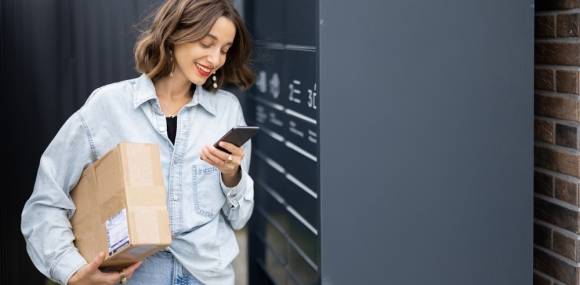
[126,251,204,285]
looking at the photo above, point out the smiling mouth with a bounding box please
[195,63,213,77]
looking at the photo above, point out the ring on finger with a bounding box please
[120,270,127,284]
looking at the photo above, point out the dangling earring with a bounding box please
[212,72,218,89]
[169,50,175,77]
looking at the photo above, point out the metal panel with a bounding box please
[319,0,533,284]
[246,0,320,284]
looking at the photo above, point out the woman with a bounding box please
[21,0,255,284]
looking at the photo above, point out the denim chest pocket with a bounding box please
[193,163,226,218]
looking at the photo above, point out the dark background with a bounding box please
[243,0,321,284]
[1,1,161,283]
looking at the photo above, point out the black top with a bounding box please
[165,86,195,145]
[166,116,177,144]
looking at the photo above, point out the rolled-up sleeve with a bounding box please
[220,103,255,230]
[21,110,94,284]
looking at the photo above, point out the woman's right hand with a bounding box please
[68,252,142,285]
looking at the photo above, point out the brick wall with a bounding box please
[535,1,580,284]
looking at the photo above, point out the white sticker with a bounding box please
[106,208,129,255]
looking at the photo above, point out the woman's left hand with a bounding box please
[201,141,244,186]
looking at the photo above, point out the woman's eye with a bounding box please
[200,42,212,48]
[220,50,228,55]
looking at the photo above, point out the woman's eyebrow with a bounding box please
[207,33,233,46]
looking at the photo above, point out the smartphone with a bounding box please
[213,126,259,153]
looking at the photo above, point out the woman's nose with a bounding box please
[207,48,221,67]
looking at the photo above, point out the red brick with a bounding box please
[535,171,554,196]
[553,231,578,261]
[555,123,578,149]
[535,222,552,248]
[536,69,555,91]
[555,177,579,205]
[558,14,580,37]
[536,43,580,66]
[534,146,580,177]
[535,197,580,234]
[556,70,579,94]
[537,15,556,38]
[534,248,580,284]
[535,94,580,122]
[535,119,555,144]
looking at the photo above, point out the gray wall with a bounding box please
[319,0,533,284]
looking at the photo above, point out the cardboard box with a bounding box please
[70,142,172,269]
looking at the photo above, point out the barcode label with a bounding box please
[106,208,129,255]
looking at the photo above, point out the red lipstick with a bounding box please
[195,63,211,77]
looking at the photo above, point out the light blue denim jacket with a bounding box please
[21,74,254,285]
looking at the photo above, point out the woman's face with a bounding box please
[173,16,236,86]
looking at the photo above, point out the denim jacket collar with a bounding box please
[132,73,217,116]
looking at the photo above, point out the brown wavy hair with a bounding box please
[134,0,255,91]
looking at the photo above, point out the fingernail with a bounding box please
[219,142,224,147]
